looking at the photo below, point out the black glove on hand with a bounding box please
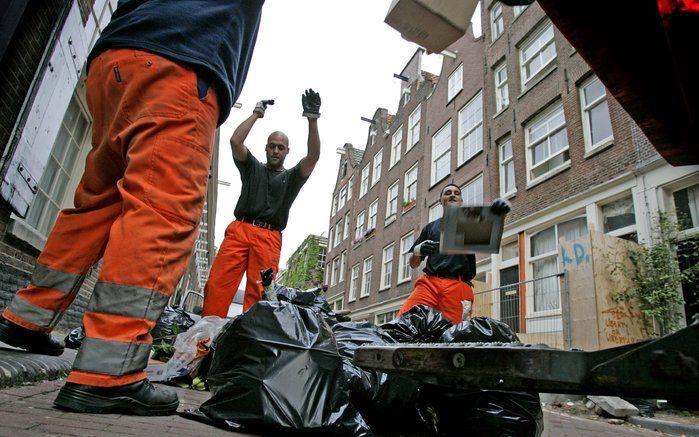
[414,240,440,256]
[260,268,275,287]
[302,89,321,118]
[253,99,275,118]
[491,198,511,215]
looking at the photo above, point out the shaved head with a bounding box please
[268,131,289,146]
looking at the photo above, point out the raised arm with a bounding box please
[298,89,321,178]
[230,100,274,162]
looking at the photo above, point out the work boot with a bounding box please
[54,379,179,415]
[0,316,65,356]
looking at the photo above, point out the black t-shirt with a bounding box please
[89,0,264,125]
[410,219,476,282]
[233,152,308,230]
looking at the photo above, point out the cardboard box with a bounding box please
[440,205,505,254]
[384,0,478,53]
[145,358,168,382]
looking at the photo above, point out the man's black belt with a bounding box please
[238,217,281,231]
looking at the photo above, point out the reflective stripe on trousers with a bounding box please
[3,48,219,386]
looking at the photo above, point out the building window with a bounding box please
[513,5,528,17]
[457,91,483,165]
[408,104,421,149]
[461,175,483,205]
[369,199,379,230]
[355,210,366,240]
[404,164,418,205]
[347,176,353,200]
[520,22,556,89]
[525,102,569,183]
[447,64,463,101]
[381,243,394,289]
[331,194,338,216]
[330,298,344,312]
[349,264,360,301]
[499,137,516,196]
[372,149,382,187]
[602,196,636,236]
[360,164,370,198]
[361,256,373,297]
[26,96,90,237]
[390,126,402,168]
[386,181,399,220]
[339,251,346,282]
[491,2,504,41]
[331,257,340,286]
[399,232,415,282]
[429,202,443,222]
[318,246,327,268]
[494,62,509,112]
[673,184,699,231]
[501,240,519,262]
[375,310,398,325]
[327,227,333,249]
[339,185,347,210]
[334,221,342,247]
[431,121,452,186]
[580,75,613,152]
[369,128,377,146]
[343,212,350,239]
[530,217,587,312]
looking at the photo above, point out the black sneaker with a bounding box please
[0,316,65,356]
[54,379,179,415]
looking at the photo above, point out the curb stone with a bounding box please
[628,416,699,437]
[0,345,76,388]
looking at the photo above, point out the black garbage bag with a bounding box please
[380,305,453,343]
[418,385,544,437]
[441,317,521,343]
[151,306,195,345]
[333,321,430,436]
[64,326,85,349]
[200,300,371,435]
[275,283,345,325]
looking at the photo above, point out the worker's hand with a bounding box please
[490,198,511,215]
[302,89,321,118]
[253,99,275,118]
[414,240,439,256]
[260,268,275,287]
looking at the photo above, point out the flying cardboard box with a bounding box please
[440,205,505,254]
[385,0,478,53]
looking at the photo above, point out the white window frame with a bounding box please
[491,2,504,41]
[404,163,418,205]
[514,5,528,17]
[372,149,382,187]
[580,75,614,152]
[457,91,483,165]
[375,309,399,325]
[386,180,399,223]
[334,221,342,247]
[380,243,394,290]
[390,126,402,168]
[407,104,421,149]
[368,199,378,230]
[429,202,443,222]
[519,22,556,89]
[600,195,637,238]
[360,164,370,198]
[331,256,340,286]
[360,256,373,297]
[339,251,346,283]
[343,212,350,239]
[524,101,569,185]
[369,128,377,146]
[673,183,699,234]
[355,210,366,240]
[431,121,452,186]
[461,174,484,206]
[399,231,415,283]
[330,297,344,312]
[494,62,509,112]
[499,136,516,197]
[331,194,338,216]
[447,64,463,102]
[347,176,353,200]
[349,264,360,301]
[339,185,347,210]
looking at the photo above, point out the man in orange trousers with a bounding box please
[0,0,264,415]
[201,90,321,317]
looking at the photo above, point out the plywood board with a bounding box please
[472,279,493,318]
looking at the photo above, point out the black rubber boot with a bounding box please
[54,379,179,415]
[0,316,64,356]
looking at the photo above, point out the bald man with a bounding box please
[201,90,321,316]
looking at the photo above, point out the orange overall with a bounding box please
[3,48,219,387]
[398,275,474,324]
[201,220,282,316]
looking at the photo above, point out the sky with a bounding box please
[214,0,482,269]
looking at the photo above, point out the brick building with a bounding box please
[324,2,699,331]
[0,0,220,328]
[277,234,328,291]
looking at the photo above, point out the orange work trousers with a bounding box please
[201,220,282,317]
[398,275,474,324]
[3,48,219,387]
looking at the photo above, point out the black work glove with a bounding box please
[413,240,440,256]
[260,268,275,286]
[253,99,275,118]
[302,89,321,118]
[491,198,511,215]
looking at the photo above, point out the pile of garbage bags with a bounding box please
[187,283,544,436]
